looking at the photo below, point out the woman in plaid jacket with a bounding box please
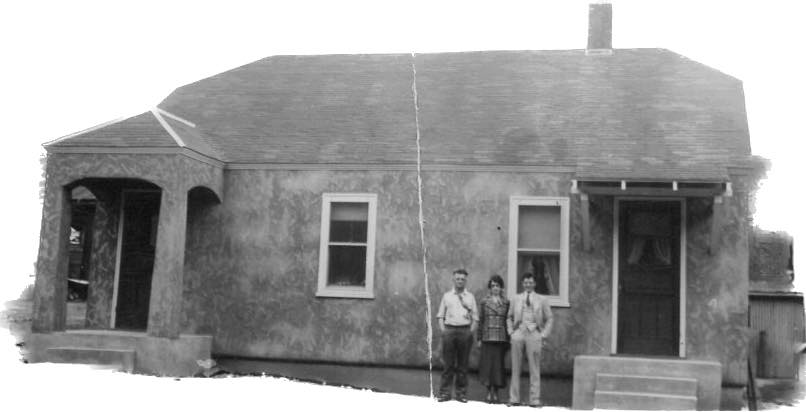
[477,274,510,403]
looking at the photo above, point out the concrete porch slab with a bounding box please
[46,347,135,372]
[572,355,722,410]
[26,330,212,376]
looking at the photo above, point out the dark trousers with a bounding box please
[439,326,473,398]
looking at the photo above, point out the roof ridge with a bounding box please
[150,108,186,147]
[156,107,196,128]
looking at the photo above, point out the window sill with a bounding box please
[548,298,571,308]
[316,287,374,299]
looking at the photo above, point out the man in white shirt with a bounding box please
[507,272,554,407]
[436,268,478,402]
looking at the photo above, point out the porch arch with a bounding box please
[33,152,223,337]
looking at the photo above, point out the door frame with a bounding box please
[110,188,160,329]
[610,197,687,357]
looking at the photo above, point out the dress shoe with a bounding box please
[437,395,451,402]
[456,396,468,403]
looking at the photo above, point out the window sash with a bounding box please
[317,193,377,299]
[508,196,570,307]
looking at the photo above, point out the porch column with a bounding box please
[147,186,187,338]
[31,183,71,332]
[85,190,120,329]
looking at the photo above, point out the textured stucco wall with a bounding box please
[181,170,429,366]
[179,170,617,372]
[180,169,752,382]
[420,171,613,375]
[686,175,755,386]
[37,154,751,378]
[42,153,223,196]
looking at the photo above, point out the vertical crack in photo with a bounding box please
[410,52,435,398]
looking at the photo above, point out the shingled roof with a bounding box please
[49,48,753,181]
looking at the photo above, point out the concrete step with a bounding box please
[596,373,698,397]
[46,347,135,372]
[594,390,698,410]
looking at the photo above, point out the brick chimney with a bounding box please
[587,2,612,50]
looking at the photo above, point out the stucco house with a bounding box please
[26,4,765,410]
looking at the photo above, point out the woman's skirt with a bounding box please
[479,341,509,388]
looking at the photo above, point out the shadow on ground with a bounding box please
[217,357,572,407]
[4,299,806,409]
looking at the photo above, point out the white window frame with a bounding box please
[316,193,377,299]
[507,196,570,307]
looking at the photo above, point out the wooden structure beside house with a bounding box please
[27,3,765,409]
[748,229,802,379]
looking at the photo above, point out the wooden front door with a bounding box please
[617,200,681,356]
[114,191,160,330]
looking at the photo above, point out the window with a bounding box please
[508,196,570,306]
[317,193,377,298]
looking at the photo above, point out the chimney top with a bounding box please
[587,3,613,51]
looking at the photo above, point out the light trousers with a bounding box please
[509,328,543,405]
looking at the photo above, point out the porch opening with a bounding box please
[112,189,161,331]
[67,186,96,303]
[61,178,162,332]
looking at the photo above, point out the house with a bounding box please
[26,3,765,410]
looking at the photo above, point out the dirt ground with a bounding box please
[755,355,806,409]
[1,300,87,360]
[3,299,804,409]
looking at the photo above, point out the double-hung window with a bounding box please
[508,196,570,306]
[317,193,377,298]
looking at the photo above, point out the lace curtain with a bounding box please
[627,236,671,265]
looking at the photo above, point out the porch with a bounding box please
[29,151,223,375]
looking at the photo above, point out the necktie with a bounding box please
[526,292,531,307]
[457,292,471,320]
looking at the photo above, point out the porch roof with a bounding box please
[47,110,221,160]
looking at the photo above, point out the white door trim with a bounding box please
[611,197,687,357]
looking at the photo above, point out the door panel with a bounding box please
[617,200,680,356]
[115,191,160,330]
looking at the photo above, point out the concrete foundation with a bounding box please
[26,329,212,376]
[572,355,723,410]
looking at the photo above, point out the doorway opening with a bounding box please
[614,199,684,357]
[112,190,161,331]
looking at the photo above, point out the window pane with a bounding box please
[330,202,368,243]
[515,251,559,296]
[328,245,367,286]
[518,205,560,249]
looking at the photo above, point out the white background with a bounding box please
[1,1,804,410]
